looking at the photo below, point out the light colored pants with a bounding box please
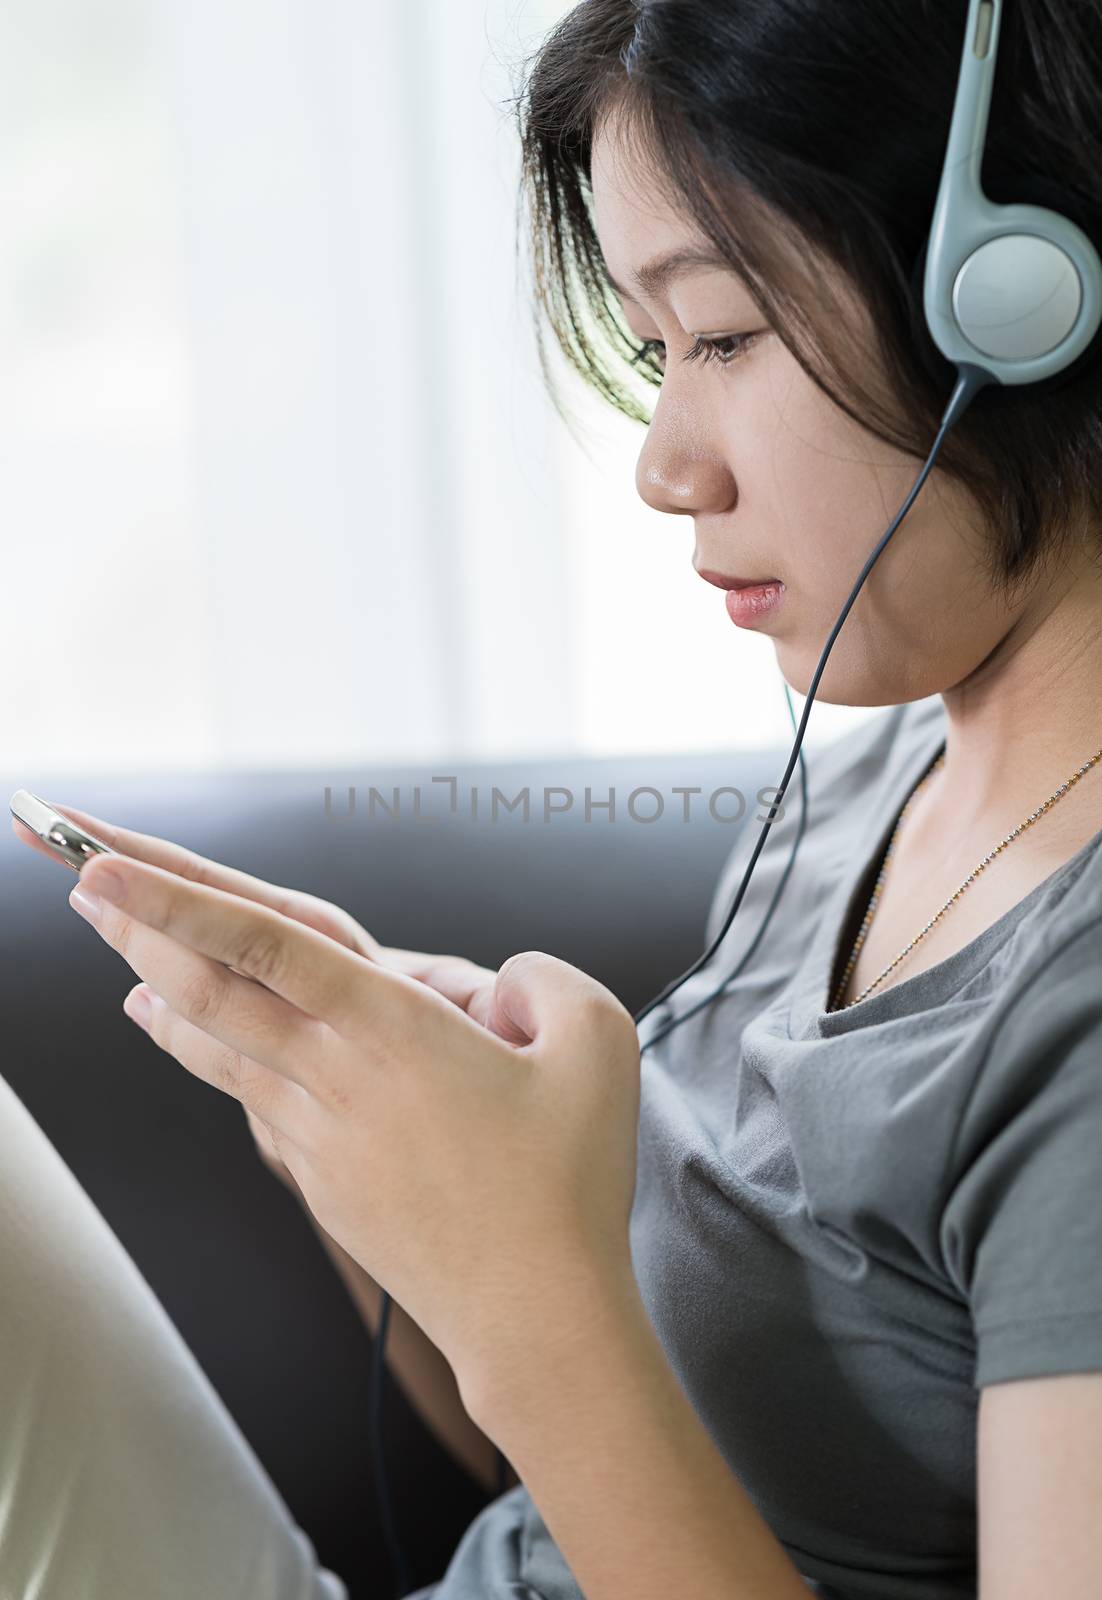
[0,1071,349,1600]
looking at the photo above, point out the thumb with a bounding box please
[485,950,635,1052]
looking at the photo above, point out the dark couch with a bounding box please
[1,746,782,1597]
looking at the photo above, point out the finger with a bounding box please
[10,813,106,871]
[73,879,328,1088]
[130,984,313,1142]
[31,801,378,954]
[245,1106,284,1165]
[77,853,422,1041]
[383,949,498,1013]
[487,951,636,1053]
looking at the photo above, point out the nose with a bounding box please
[633,391,738,518]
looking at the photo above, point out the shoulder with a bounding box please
[976,911,1102,1079]
[939,909,1102,1332]
[949,910,1102,1151]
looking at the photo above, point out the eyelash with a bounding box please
[632,332,761,371]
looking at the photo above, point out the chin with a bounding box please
[774,644,911,709]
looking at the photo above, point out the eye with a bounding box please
[630,332,763,373]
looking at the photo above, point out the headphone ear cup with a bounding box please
[909,232,984,398]
[910,176,1102,400]
[1006,176,1102,392]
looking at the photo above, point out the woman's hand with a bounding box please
[51,817,643,1402]
[12,804,500,1180]
[12,800,498,1007]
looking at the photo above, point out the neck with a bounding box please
[933,555,1102,833]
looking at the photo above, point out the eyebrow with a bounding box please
[605,247,733,304]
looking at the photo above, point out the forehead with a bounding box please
[590,105,696,269]
[590,104,745,307]
[591,104,856,332]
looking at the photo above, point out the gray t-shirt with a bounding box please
[410,694,1102,1600]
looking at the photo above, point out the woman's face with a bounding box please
[589,110,1029,707]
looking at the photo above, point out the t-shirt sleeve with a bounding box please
[939,915,1102,1388]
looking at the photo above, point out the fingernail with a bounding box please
[123,987,153,1030]
[69,885,103,927]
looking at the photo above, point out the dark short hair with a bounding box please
[512,0,1102,598]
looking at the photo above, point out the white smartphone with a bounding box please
[10,789,115,874]
[11,787,273,990]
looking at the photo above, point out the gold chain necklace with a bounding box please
[828,744,1102,1013]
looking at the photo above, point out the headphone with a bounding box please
[373,5,1102,1593]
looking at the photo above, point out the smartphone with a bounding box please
[12,787,271,991]
[10,789,114,874]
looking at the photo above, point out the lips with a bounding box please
[695,567,782,591]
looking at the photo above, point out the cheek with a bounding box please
[735,348,893,578]
[742,348,978,592]
[743,349,1006,698]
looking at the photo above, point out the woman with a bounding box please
[6,1,1102,1597]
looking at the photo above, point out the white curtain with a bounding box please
[0,0,871,781]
